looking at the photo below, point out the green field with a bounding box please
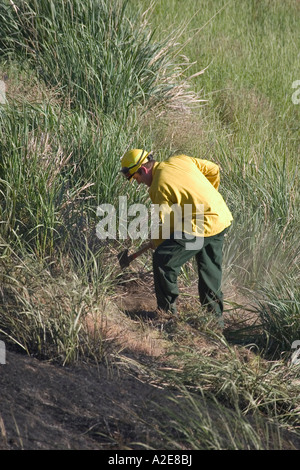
[0,0,299,450]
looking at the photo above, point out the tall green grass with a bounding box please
[0,99,151,259]
[0,251,111,365]
[151,385,298,450]
[0,0,201,259]
[253,281,300,359]
[0,0,199,364]
[0,0,199,119]
[163,335,300,432]
[134,0,300,356]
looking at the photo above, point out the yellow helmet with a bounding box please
[120,149,149,180]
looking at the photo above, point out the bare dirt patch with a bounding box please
[0,348,179,450]
[1,267,299,451]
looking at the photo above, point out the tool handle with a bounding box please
[128,241,153,262]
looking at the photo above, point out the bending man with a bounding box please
[120,149,233,329]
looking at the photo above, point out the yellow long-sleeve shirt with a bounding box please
[148,155,233,247]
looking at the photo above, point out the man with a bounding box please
[120,149,233,329]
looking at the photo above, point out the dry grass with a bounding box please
[1,65,63,107]
[0,415,7,448]
[85,298,169,360]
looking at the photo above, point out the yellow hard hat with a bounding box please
[120,149,149,180]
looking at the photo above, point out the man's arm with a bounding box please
[193,158,220,190]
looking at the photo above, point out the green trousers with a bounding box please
[152,229,227,326]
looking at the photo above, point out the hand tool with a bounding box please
[117,241,152,269]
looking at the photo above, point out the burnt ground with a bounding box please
[0,268,197,452]
[0,348,180,451]
[1,267,300,452]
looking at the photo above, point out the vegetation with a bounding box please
[0,0,299,450]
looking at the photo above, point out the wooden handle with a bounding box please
[128,242,153,262]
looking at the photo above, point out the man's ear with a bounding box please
[139,165,149,175]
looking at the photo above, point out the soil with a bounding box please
[1,266,299,452]
[0,348,178,451]
[0,268,193,451]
